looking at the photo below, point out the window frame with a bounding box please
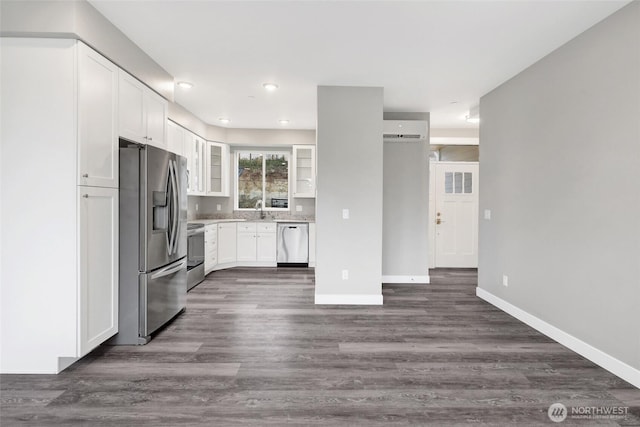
[234,149,291,211]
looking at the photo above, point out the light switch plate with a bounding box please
[217,204,221,211]
[296,205,303,212]
[484,209,491,220]
[342,270,349,280]
[195,203,199,212]
[342,209,349,219]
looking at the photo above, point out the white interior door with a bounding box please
[433,162,479,268]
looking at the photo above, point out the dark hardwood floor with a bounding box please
[1,268,638,425]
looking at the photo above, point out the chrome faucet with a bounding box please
[255,199,265,219]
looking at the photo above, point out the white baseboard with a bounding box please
[476,287,640,389]
[315,294,383,305]
[382,275,430,284]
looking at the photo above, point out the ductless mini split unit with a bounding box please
[383,120,428,142]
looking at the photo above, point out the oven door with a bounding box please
[187,229,205,270]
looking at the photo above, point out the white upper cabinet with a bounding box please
[292,145,316,198]
[206,141,230,197]
[145,90,168,149]
[185,131,206,195]
[167,120,185,157]
[77,43,118,188]
[118,70,167,149]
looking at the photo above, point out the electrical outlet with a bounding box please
[217,204,221,211]
[296,205,303,212]
[484,209,491,220]
[502,275,509,287]
[342,270,349,280]
[195,203,199,212]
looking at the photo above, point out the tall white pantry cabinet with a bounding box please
[1,39,119,373]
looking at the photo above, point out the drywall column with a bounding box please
[382,113,430,283]
[315,86,384,305]
[478,1,640,386]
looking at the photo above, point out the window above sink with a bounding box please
[235,150,290,211]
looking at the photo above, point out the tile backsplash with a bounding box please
[188,196,315,221]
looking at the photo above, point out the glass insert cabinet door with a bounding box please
[209,144,222,193]
[292,145,316,198]
[206,141,229,197]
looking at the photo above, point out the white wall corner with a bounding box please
[476,287,640,389]
[315,294,383,305]
[382,275,430,284]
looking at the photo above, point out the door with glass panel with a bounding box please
[434,162,479,267]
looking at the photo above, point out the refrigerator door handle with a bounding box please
[150,258,187,280]
[169,159,179,255]
[166,161,174,255]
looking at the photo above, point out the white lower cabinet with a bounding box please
[236,222,277,264]
[78,187,118,357]
[207,221,312,272]
[237,223,257,262]
[204,224,218,273]
[257,223,277,262]
[217,223,237,264]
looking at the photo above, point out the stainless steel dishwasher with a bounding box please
[277,222,309,266]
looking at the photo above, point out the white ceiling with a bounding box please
[89,0,629,130]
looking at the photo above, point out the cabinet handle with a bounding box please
[82,173,89,178]
[143,136,148,140]
[82,194,89,198]
[148,137,153,141]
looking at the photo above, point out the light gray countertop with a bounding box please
[188,218,314,226]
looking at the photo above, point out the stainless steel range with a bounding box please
[187,223,205,291]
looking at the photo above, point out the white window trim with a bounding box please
[234,150,291,211]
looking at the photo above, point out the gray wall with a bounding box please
[479,1,639,370]
[1,0,174,100]
[382,113,430,280]
[226,129,316,146]
[316,86,384,300]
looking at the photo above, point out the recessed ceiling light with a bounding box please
[218,118,231,124]
[278,119,289,125]
[176,81,193,89]
[263,83,279,91]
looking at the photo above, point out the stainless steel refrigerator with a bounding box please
[111,141,188,345]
